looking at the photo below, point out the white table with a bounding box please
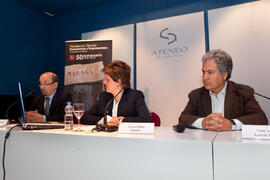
[0,125,216,180]
[213,131,270,180]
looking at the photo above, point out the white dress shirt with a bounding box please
[112,99,119,117]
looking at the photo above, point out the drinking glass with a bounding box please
[73,103,85,132]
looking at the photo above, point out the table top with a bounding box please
[214,130,270,145]
[0,125,218,142]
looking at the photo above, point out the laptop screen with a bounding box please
[18,82,27,123]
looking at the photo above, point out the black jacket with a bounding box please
[81,88,151,125]
[29,89,72,122]
[179,81,268,127]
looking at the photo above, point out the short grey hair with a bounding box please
[202,49,233,80]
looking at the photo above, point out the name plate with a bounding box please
[242,125,270,140]
[118,123,155,134]
[0,119,8,127]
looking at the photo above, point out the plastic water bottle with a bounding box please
[64,101,74,131]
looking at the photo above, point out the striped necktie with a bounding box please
[44,97,50,116]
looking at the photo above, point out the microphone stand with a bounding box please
[235,84,270,100]
[254,92,270,100]
[5,89,35,121]
[92,88,124,132]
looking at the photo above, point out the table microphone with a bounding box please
[173,124,185,133]
[92,88,124,132]
[5,89,35,120]
[234,84,270,100]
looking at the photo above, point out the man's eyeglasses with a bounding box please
[38,82,55,87]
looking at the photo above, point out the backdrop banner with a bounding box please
[81,24,134,88]
[137,12,205,126]
[65,40,112,111]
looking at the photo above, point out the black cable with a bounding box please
[254,92,270,100]
[5,89,35,119]
[2,124,20,180]
[92,89,124,133]
[103,88,124,125]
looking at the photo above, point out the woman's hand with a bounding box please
[108,116,125,126]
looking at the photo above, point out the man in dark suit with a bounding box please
[179,49,267,131]
[26,72,72,122]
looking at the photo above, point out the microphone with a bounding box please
[5,89,35,120]
[103,88,124,125]
[234,84,270,100]
[103,83,106,92]
[92,88,124,132]
[173,124,185,133]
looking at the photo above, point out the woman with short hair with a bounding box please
[81,60,151,126]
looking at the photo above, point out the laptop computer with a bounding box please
[18,82,64,130]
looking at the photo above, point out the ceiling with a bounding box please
[14,0,120,16]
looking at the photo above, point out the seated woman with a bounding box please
[81,60,151,126]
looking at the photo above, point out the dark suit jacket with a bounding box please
[179,81,268,128]
[81,88,151,125]
[29,89,72,122]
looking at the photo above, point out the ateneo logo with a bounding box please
[152,28,188,59]
[160,28,177,45]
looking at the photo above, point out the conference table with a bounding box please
[213,131,270,180]
[0,125,216,180]
[0,125,269,180]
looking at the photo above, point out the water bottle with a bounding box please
[64,101,74,131]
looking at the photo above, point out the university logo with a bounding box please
[152,28,188,59]
[160,28,177,45]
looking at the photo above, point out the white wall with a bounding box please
[208,0,270,123]
[80,1,270,125]
[137,12,205,126]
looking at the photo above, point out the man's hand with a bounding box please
[202,113,232,131]
[25,110,44,123]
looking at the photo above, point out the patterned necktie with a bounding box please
[44,97,50,116]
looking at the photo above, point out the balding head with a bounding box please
[40,72,59,83]
[39,72,59,96]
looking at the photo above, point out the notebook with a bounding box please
[18,82,64,130]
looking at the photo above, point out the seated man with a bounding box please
[26,72,72,122]
[179,49,268,131]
